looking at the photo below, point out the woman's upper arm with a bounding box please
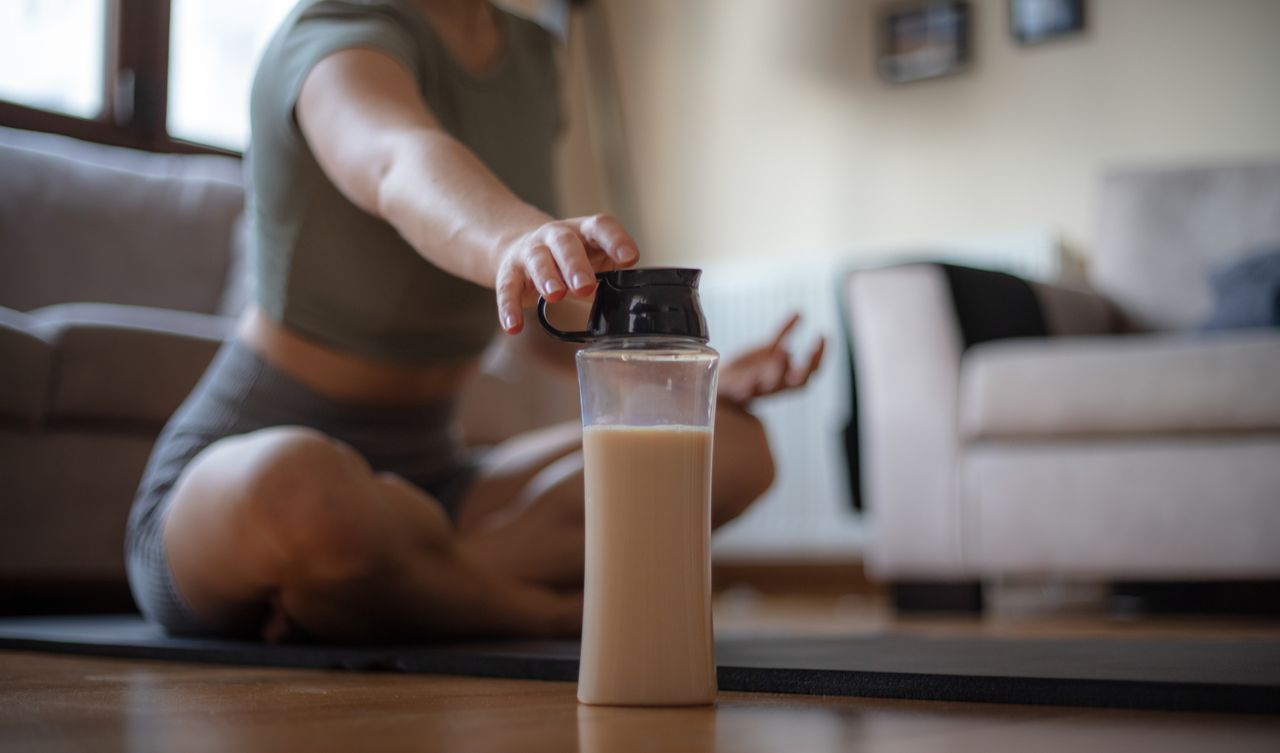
[296,47,442,216]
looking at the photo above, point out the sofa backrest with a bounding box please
[1092,161,1280,331]
[0,126,245,315]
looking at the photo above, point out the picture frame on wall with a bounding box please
[1010,0,1086,45]
[878,1,971,84]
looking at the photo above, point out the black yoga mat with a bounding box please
[1,615,1278,714]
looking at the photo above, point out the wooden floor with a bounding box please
[3,594,1280,753]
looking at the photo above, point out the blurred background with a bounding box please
[5,0,1277,257]
[1,0,1278,618]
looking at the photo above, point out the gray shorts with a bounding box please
[125,339,480,636]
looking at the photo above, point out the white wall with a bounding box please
[581,0,1280,265]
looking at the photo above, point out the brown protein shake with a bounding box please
[577,424,717,706]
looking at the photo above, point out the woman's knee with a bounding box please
[229,426,385,578]
[713,412,776,527]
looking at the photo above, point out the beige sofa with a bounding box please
[1,127,243,601]
[0,127,574,609]
[845,162,1280,607]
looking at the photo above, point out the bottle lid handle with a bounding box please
[537,297,593,343]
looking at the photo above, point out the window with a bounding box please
[0,0,108,119]
[167,0,294,151]
[0,0,294,155]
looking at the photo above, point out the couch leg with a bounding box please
[1110,581,1280,616]
[890,580,984,615]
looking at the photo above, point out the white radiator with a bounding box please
[701,230,1064,561]
[701,257,859,560]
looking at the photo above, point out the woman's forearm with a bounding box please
[297,48,638,333]
[375,129,550,288]
[373,124,636,333]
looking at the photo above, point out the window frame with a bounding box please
[0,0,237,157]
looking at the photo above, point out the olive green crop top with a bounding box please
[248,0,560,365]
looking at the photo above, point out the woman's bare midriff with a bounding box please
[237,306,479,405]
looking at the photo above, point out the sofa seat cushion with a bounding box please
[31,304,230,426]
[0,431,155,581]
[959,331,1280,440]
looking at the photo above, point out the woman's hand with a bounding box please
[494,214,639,334]
[718,313,826,409]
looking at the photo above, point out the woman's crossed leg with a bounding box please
[160,406,775,642]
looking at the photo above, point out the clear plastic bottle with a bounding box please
[539,268,720,706]
[576,337,718,705]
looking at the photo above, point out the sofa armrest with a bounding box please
[844,265,967,577]
[0,307,55,426]
[960,330,1280,440]
[30,303,231,426]
[30,303,232,342]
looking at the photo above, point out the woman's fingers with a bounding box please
[496,215,642,337]
[768,312,803,352]
[755,348,790,396]
[546,229,597,295]
[495,582,583,638]
[524,244,566,301]
[496,263,527,334]
[808,337,826,371]
[746,335,826,398]
[473,576,581,638]
[452,547,583,638]
[785,337,826,389]
[578,214,639,267]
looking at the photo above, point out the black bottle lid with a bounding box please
[537,267,710,343]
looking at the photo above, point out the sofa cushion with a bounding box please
[959,331,1280,440]
[961,438,1280,577]
[30,304,230,426]
[0,126,242,183]
[1201,247,1280,331]
[217,212,255,317]
[1092,162,1280,331]
[0,126,243,315]
[1027,280,1119,337]
[0,307,55,427]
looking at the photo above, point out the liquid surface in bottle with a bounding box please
[578,424,717,706]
